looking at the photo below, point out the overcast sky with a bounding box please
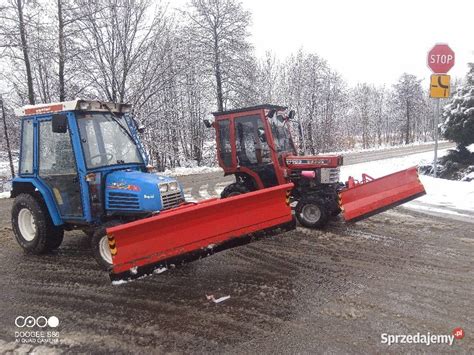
[239,0,473,87]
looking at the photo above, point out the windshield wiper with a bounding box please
[102,102,136,143]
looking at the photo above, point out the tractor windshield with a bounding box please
[77,113,143,169]
[268,114,296,154]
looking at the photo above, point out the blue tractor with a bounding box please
[11,100,184,269]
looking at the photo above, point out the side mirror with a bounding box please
[267,109,276,119]
[203,119,213,128]
[52,114,68,133]
[137,124,145,134]
[288,110,296,120]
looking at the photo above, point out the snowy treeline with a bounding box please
[0,0,440,170]
[442,63,474,149]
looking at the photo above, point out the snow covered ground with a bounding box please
[325,139,450,155]
[162,165,222,177]
[340,149,474,219]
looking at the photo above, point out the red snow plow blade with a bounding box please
[339,166,426,222]
[107,183,295,282]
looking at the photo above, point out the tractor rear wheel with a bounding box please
[11,193,64,254]
[220,183,250,198]
[295,198,329,229]
[91,221,121,270]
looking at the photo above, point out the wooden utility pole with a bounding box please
[0,96,15,178]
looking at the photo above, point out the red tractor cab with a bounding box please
[211,105,344,228]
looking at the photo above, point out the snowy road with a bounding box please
[1,141,473,353]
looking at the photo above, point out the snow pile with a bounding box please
[341,149,474,218]
[419,144,474,182]
[408,175,474,216]
[339,150,446,182]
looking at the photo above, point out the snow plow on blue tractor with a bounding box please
[10,100,296,282]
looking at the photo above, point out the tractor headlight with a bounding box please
[169,182,178,191]
[159,183,169,193]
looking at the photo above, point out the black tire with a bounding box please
[91,221,121,271]
[331,207,342,217]
[295,198,329,229]
[220,183,250,198]
[45,230,64,250]
[11,193,64,254]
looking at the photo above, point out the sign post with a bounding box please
[427,44,455,178]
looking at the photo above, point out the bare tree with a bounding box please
[184,0,253,112]
[392,73,424,144]
[72,0,172,104]
[0,0,37,104]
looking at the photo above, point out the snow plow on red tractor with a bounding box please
[207,104,426,226]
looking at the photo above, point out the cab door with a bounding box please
[234,114,278,187]
[37,118,83,219]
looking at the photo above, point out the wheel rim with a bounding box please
[302,204,321,224]
[99,236,113,265]
[18,208,36,241]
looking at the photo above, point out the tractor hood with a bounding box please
[105,170,183,213]
[285,155,343,169]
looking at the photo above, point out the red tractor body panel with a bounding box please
[284,155,343,170]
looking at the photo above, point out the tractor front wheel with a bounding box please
[295,198,329,229]
[91,221,121,270]
[11,193,64,254]
[220,183,250,198]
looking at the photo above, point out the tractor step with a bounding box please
[107,183,295,283]
[339,166,426,222]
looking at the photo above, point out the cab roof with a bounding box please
[14,99,131,117]
[212,104,287,117]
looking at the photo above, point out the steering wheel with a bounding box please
[89,153,114,164]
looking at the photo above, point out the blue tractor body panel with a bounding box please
[12,176,64,226]
[105,170,183,213]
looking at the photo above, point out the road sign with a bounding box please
[430,74,450,98]
[427,44,455,73]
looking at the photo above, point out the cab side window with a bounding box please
[38,120,76,176]
[20,119,34,174]
[217,120,232,167]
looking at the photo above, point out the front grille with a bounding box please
[107,191,140,211]
[320,168,340,184]
[161,190,183,210]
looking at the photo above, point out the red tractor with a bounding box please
[209,104,425,228]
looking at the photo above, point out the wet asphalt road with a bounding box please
[1,141,473,354]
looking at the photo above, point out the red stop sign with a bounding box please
[427,44,455,73]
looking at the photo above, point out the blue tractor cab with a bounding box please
[11,100,184,269]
